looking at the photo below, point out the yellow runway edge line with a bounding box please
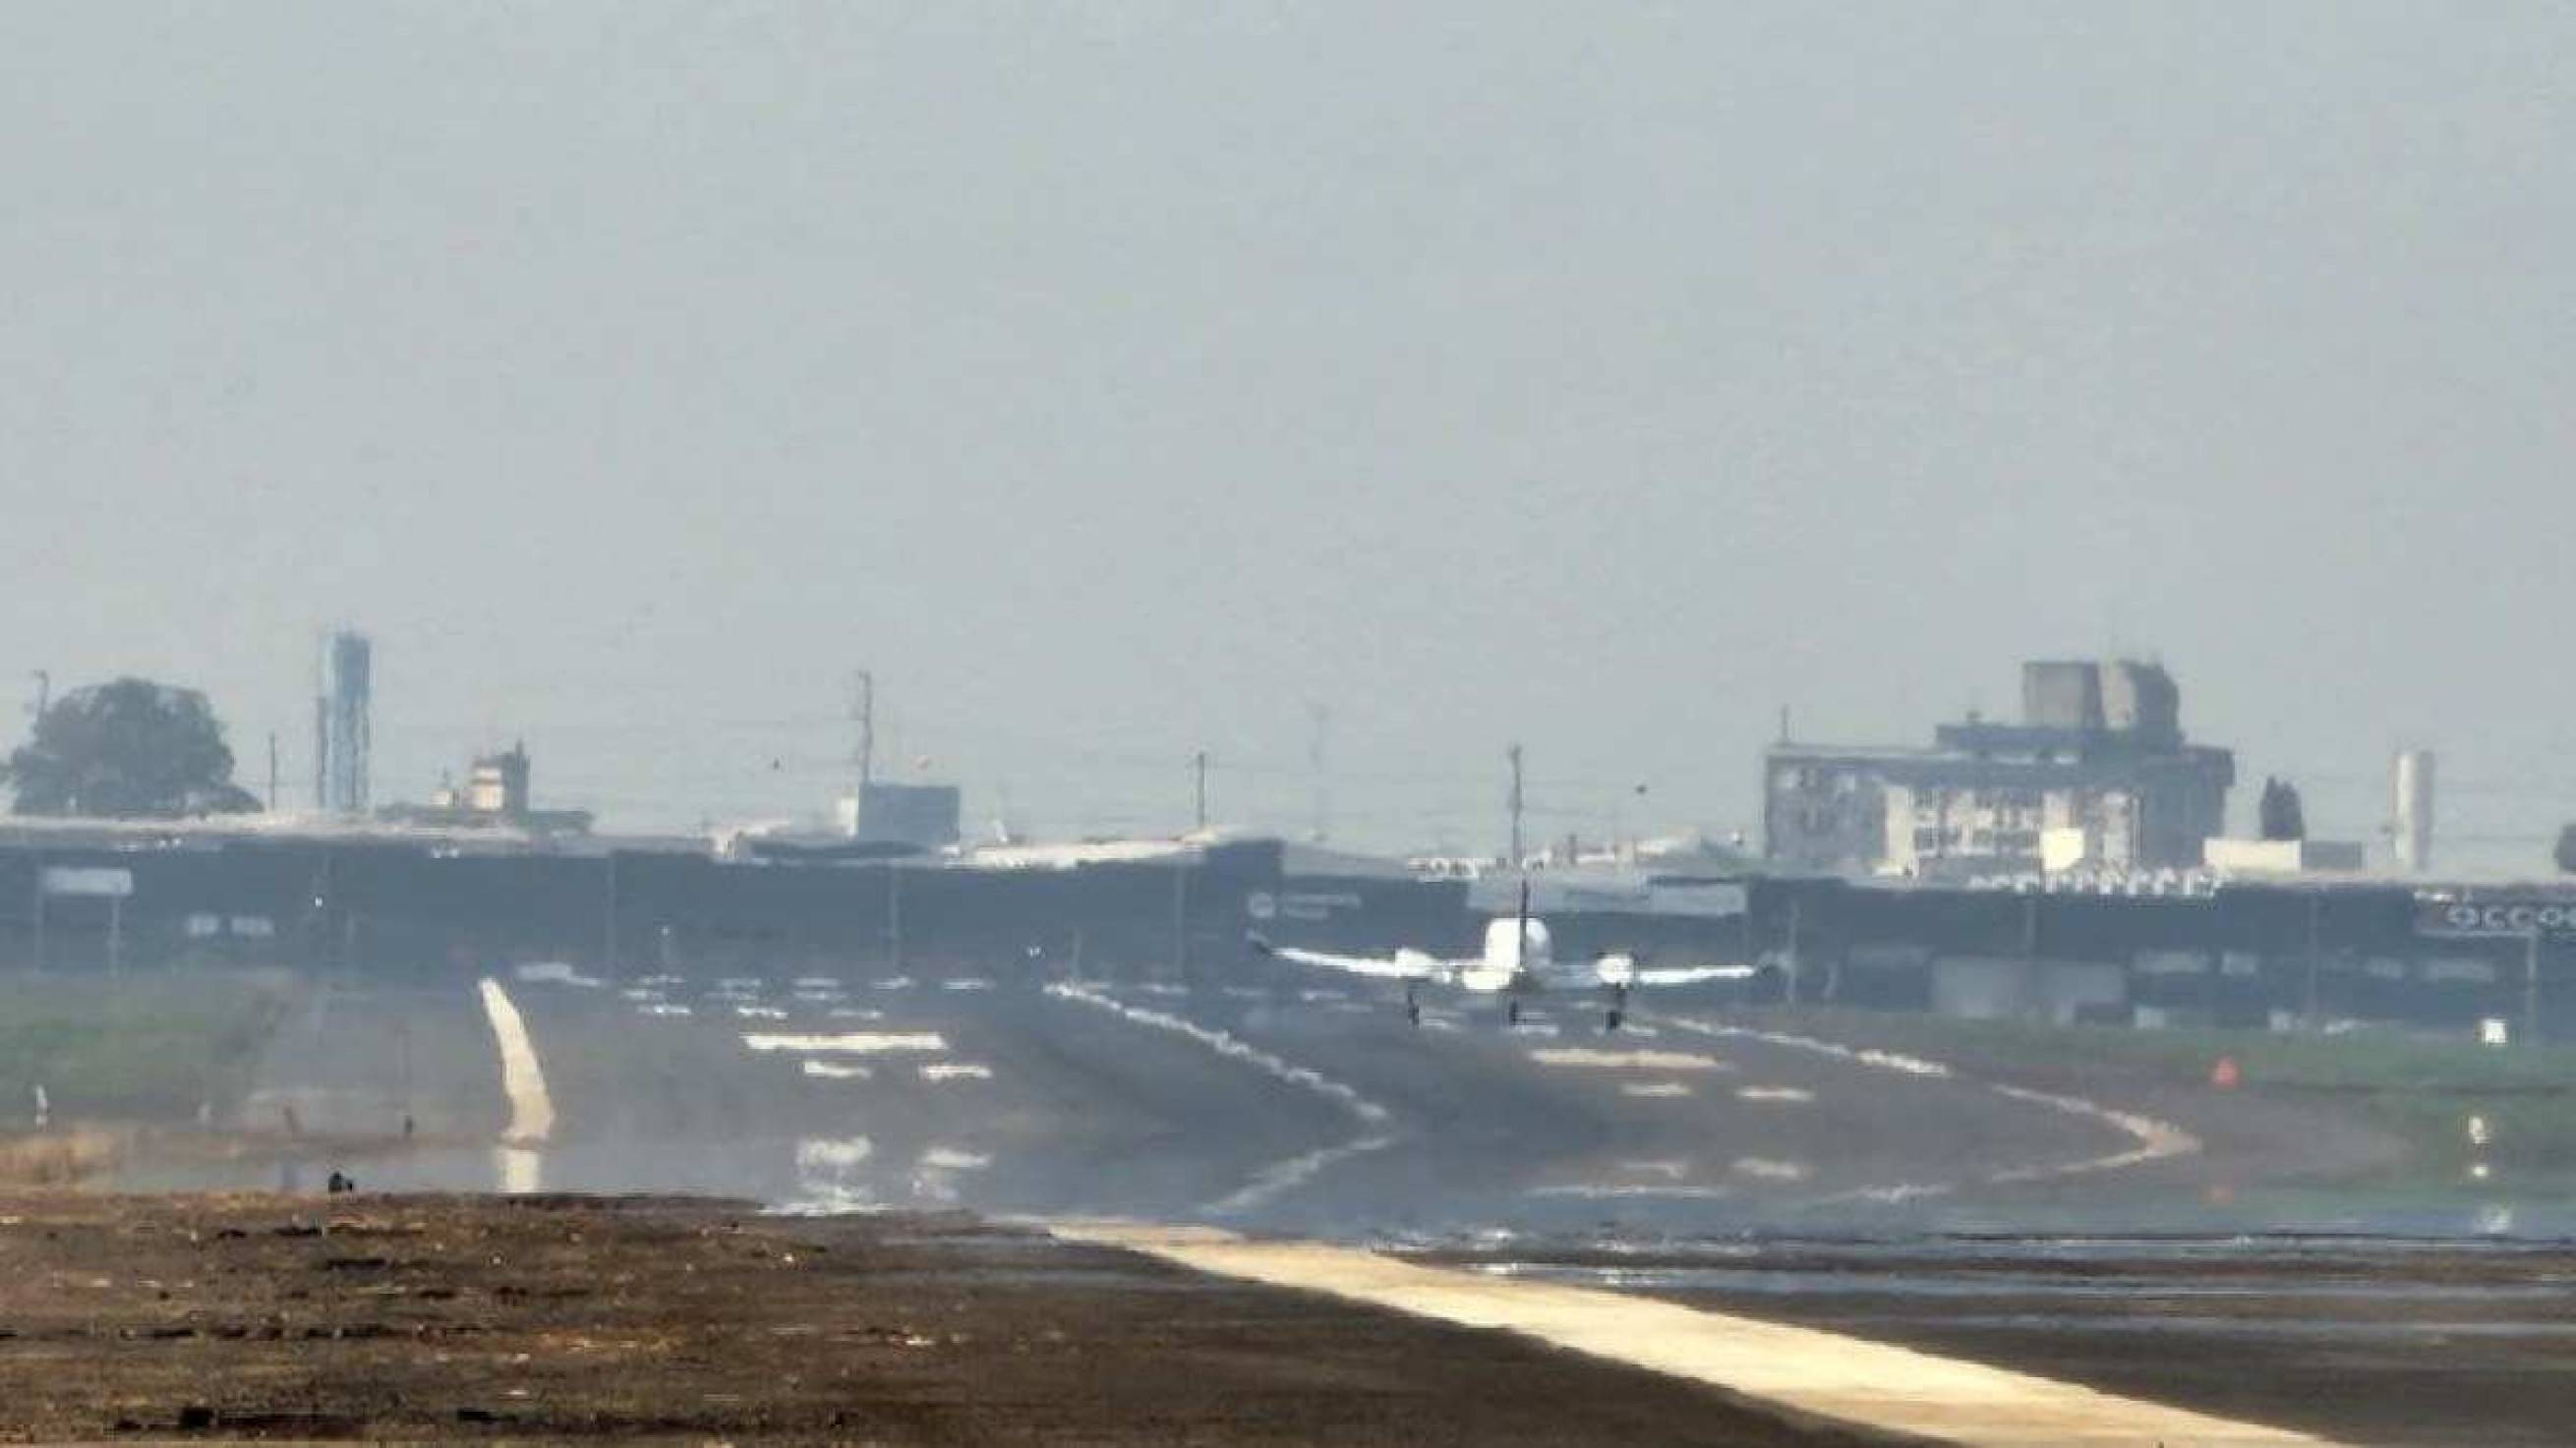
[1050,1222,2343,1448]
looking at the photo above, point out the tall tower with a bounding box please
[2393,748,2435,874]
[315,631,373,816]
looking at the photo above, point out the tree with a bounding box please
[5,678,261,818]
[2555,824,2576,875]
[2257,776,2306,841]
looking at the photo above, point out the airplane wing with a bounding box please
[1628,962,1759,987]
[1587,954,1757,988]
[1249,935,1453,982]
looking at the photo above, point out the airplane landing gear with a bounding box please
[1605,984,1628,1033]
[1405,983,1421,1028]
[1507,998,1523,1027]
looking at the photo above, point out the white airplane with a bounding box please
[1248,885,1754,1031]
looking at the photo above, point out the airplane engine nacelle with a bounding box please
[1594,953,1637,987]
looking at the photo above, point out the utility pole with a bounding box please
[602,852,618,979]
[852,670,875,791]
[1506,743,1525,869]
[266,732,280,814]
[28,670,47,727]
[313,693,328,813]
[2304,893,2323,1025]
[1170,858,1190,982]
[1192,750,1208,834]
[885,862,904,972]
[1308,703,1329,843]
[1785,891,1803,1004]
[2527,927,2544,1047]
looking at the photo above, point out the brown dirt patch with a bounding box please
[0,1192,1890,1444]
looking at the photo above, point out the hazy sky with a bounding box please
[3,3,2570,860]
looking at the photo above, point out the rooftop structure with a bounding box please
[1765,660,2236,880]
[382,741,594,837]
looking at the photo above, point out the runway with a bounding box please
[114,962,2576,1443]
[154,966,2163,1235]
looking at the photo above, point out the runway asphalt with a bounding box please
[109,960,2576,1443]
[146,963,2172,1236]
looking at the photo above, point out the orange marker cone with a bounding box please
[2210,1056,2243,1089]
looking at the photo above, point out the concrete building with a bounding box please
[440,744,532,821]
[383,741,593,836]
[2202,837,2368,876]
[841,782,963,850]
[1765,660,2236,879]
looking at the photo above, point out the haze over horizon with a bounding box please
[4,3,2569,863]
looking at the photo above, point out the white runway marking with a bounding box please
[495,1146,543,1195]
[1047,984,1389,1125]
[1662,1017,1952,1077]
[826,1007,886,1020]
[1622,1081,1694,1098]
[477,979,556,1145]
[1526,1184,1736,1200]
[801,1060,873,1080]
[797,1137,872,1171]
[1206,1134,1398,1216]
[1735,1085,1815,1103]
[942,978,994,992]
[1983,1083,2199,1182]
[734,1005,789,1019]
[919,1062,994,1082]
[1617,1159,1690,1179]
[1658,1014,2203,1201]
[1826,1181,1954,1205]
[1528,1048,1729,1072]
[744,1031,948,1055]
[921,1146,991,1171]
[1057,1225,2345,1448]
[1047,983,1395,1214]
[1731,1157,1811,1182]
[780,1136,878,1214]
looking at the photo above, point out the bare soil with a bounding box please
[0,1192,1892,1444]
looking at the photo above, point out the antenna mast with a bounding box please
[1506,742,1524,869]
